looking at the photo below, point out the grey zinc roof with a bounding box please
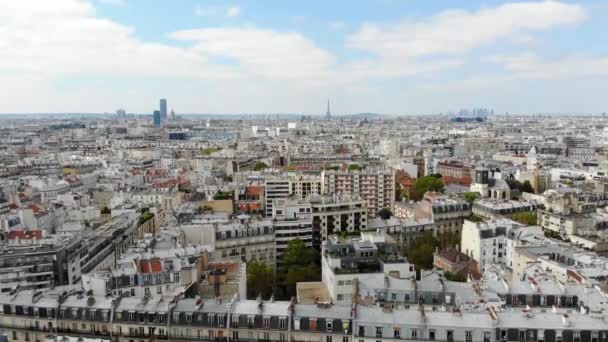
[293,303,351,319]
[232,300,290,316]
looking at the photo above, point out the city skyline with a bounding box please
[1,0,607,114]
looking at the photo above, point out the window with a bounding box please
[279,318,286,329]
[174,272,180,283]
[232,331,239,341]
[131,288,135,296]
[157,286,162,294]
[466,330,473,342]
[208,314,215,326]
[232,315,239,327]
[144,287,150,296]
[447,330,454,342]
[218,315,224,326]
[411,329,418,338]
[293,318,301,330]
[158,314,166,324]
[483,331,491,342]
[310,319,317,331]
[185,313,192,322]
[129,312,136,321]
[327,321,333,332]
[391,293,397,301]
[263,317,271,328]
[376,327,383,338]
[247,316,255,328]
[394,328,400,338]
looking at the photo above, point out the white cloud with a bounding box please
[195,4,241,18]
[98,0,125,5]
[329,21,346,30]
[170,27,334,80]
[0,0,603,113]
[486,53,608,79]
[226,5,241,18]
[348,1,586,58]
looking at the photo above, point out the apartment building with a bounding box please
[321,169,395,217]
[310,194,367,242]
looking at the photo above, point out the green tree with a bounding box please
[286,264,320,288]
[213,191,233,200]
[254,162,269,171]
[247,261,275,299]
[512,212,537,226]
[347,164,363,171]
[463,192,478,204]
[201,147,219,155]
[506,179,534,194]
[408,232,439,270]
[283,239,317,267]
[377,208,392,220]
[521,181,534,193]
[280,239,320,298]
[412,176,445,200]
[444,271,467,282]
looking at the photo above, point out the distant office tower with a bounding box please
[153,110,162,127]
[325,99,331,119]
[160,99,167,120]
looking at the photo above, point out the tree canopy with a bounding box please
[246,261,275,299]
[512,212,537,226]
[408,232,439,270]
[377,208,392,220]
[200,147,219,155]
[506,179,534,194]
[412,175,445,200]
[280,239,320,299]
[253,162,269,171]
[463,192,478,204]
[213,191,233,200]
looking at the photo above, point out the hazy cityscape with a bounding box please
[2,1,608,342]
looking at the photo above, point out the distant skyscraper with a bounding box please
[153,110,162,127]
[160,99,167,120]
[325,99,331,120]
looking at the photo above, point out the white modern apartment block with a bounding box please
[264,174,323,217]
[310,194,367,241]
[321,169,395,217]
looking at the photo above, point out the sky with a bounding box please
[0,0,607,115]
